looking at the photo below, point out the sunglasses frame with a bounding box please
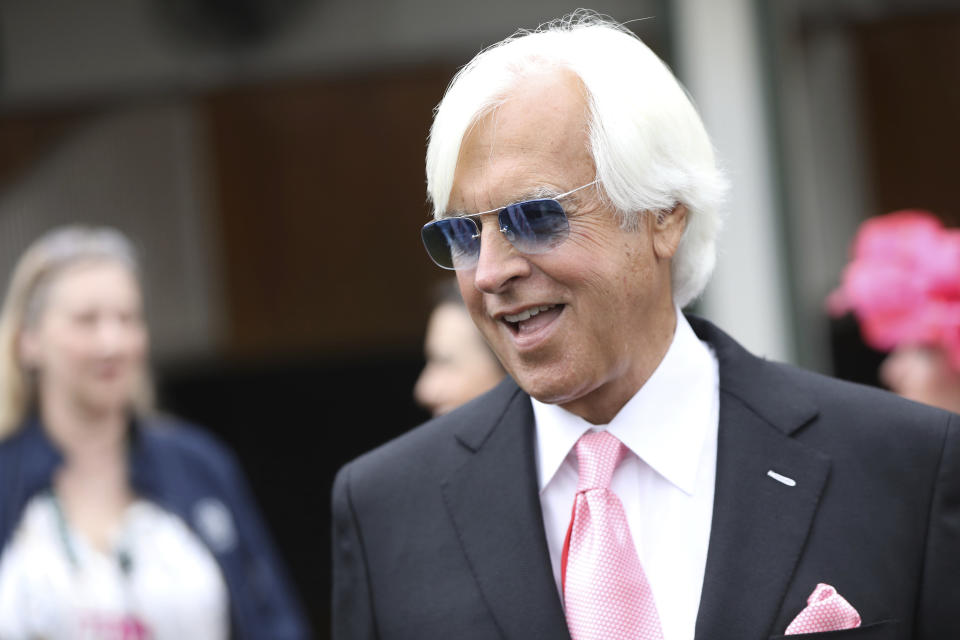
[421,179,599,270]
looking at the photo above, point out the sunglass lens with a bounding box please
[421,218,481,270]
[500,199,569,254]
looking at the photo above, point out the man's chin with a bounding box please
[513,372,584,408]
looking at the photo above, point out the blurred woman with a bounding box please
[414,280,505,416]
[829,209,960,412]
[879,344,960,413]
[0,226,309,639]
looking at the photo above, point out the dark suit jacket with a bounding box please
[332,317,960,639]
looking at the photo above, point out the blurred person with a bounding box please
[0,226,310,639]
[332,12,960,639]
[880,346,960,413]
[414,280,504,416]
[830,209,960,413]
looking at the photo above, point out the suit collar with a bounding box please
[443,379,571,639]
[688,315,831,639]
[451,377,524,452]
[688,315,819,436]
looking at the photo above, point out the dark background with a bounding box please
[159,352,429,634]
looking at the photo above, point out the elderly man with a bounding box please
[332,14,960,640]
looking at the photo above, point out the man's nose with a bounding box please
[472,217,531,293]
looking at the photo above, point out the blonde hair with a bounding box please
[0,226,154,439]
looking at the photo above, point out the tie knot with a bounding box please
[574,430,625,492]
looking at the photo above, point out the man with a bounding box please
[332,13,960,639]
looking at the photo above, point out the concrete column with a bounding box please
[672,0,795,363]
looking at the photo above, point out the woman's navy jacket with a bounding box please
[0,414,311,640]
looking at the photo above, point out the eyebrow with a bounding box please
[442,185,567,219]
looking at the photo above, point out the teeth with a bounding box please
[504,304,556,323]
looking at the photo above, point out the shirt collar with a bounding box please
[533,309,717,495]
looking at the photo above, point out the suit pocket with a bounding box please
[769,619,900,639]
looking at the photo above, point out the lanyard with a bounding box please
[47,491,150,638]
[49,490,135,576]
[49,490,80,570]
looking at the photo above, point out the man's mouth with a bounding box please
[502,304,564,335]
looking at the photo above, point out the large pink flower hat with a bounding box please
[828,210,960,369]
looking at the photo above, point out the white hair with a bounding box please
[425,11,728,308]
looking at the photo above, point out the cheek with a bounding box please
[129,331,148,357]
[448,369,475,395]
[45,331,91,367]
[414,365,439,395]
[565,218,623,257]
[456,273,483,310]
[35,344,87,385]
[565,224,651,280]
[543,250,636,305]
[462,347,499,379]
[459,291,492,336]
[114,324,148,359]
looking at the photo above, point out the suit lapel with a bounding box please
[693,388,830,639]
[690,317,830,640]
[441,381,570,640]
[440,318,831,640]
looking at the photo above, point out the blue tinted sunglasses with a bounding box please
[421,180,598,270]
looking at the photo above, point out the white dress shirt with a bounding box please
[534,310,719,640]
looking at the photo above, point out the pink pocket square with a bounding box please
[784,583,862,635]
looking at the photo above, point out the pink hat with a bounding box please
[828,210,960,369]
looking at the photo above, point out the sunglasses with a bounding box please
[421,180,598,270]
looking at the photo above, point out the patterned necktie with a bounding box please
[562,430,664,640]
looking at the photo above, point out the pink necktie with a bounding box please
[562,430,664,640]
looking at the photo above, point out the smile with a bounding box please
[503,304,558,323]
[500,304,565,338]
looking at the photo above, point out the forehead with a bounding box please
[45,261,140,307]
[428,303,479,342]
[448,67,595,214]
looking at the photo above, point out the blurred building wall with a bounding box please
[765,0,960,376]
[0,0,659,106]
[3,0,957,371]
[0,103,224,362]
[0,0,665,365]
[765,0,871,373]
[673,0,795,363]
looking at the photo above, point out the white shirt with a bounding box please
[534,310,719,640]
[0,493,230,640]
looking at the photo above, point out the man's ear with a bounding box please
[652,203,688,260]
